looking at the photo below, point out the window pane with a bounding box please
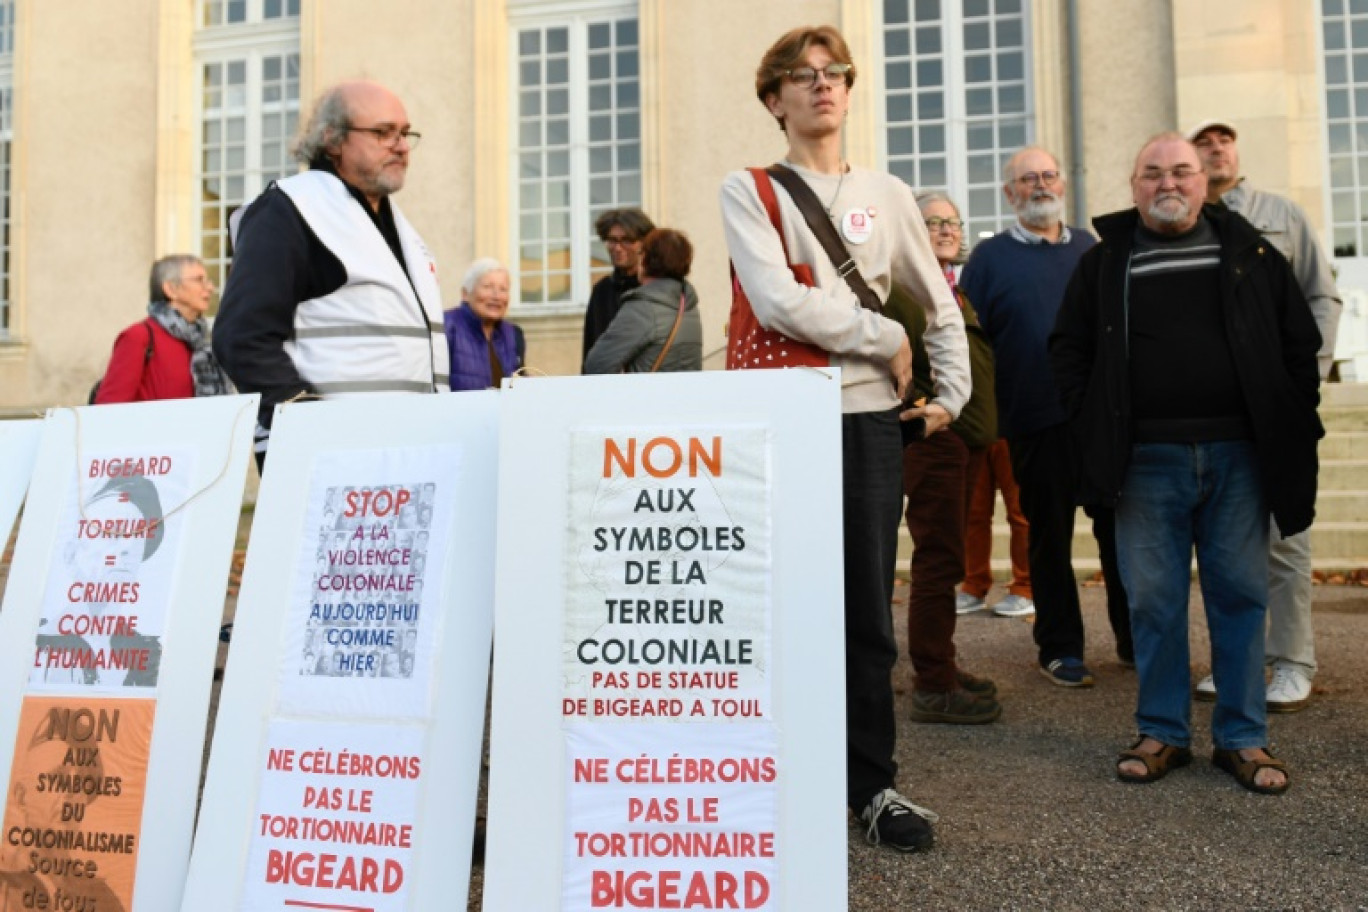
[887,94,913,122]
[966,87,993,116]
[1327,54,1349,87]
[964,54,992,84]
[921,157,947,187]
[917,90,944,119]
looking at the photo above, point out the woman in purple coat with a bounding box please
[444,258,526,391]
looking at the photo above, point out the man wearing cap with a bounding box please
[1189,119,1341,712]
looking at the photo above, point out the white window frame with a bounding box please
[1319,0,1368,273]
[200,0,299,29]
[193,3,300,293]
[874,0,1035,247]
[507,0,640,315]
[0,0,14,338]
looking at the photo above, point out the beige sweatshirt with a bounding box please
[720,163,969,415]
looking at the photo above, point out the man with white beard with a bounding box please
[1050,132,1320,793]
[960,146,1132,688]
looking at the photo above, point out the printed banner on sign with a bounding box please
[563,428,772,723]
[0,696,153,912]
[28,449,195,692]
[241,719,424,912]
[276,445,460,718]
[563,723,778,911]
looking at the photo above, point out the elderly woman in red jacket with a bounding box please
[94,255,232,403]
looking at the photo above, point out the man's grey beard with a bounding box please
[1015,193,1064,229]
[1146,194,1192,229]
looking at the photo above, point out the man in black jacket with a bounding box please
[1050,132,1322,795]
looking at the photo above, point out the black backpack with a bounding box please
[89,321,155,404]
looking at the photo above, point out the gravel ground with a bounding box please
[149,555,1368,910]
[459,579,1368,910]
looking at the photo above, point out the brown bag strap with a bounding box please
[650,289,688,373]
[765,163,882,314]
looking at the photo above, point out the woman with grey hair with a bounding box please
[887,189,1002,728]
[444,258,525,391]
[93,255,232,403]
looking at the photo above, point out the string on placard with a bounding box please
[66,398,256,524]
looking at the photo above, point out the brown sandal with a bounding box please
[1116,738,1192,784]
[1212,748,1290,795]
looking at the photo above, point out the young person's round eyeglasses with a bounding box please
[783,63,853,88]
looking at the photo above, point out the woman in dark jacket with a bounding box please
[445,258,525,391]
[582,229,701,374]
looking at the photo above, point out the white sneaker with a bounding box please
[955,591,987,615]
[1266,663,1312,713]
[992,593,1035,618]
[1194,674,1216,702]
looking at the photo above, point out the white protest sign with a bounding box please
[184,392,498,912]
[484,371,846,911]
[0,395,259,912]
[0,419,41,552]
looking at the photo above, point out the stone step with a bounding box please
[1320,459,1368,489]
[1314,489,1368,522]
[1321,432,1368,460]
[1324,381,1368,406]
[1320,406,1368,432]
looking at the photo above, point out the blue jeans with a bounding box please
[1114,441,1270,750]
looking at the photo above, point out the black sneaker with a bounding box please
[909,687,1002,724]
[858,788,937,852]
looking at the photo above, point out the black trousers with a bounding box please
[1008,424,1130,665]
[842,409,903,811]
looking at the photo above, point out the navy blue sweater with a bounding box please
[959,229,1095,438]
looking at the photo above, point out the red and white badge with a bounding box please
[841,208,875,245]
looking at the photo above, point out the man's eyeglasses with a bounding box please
[924,217,963,232]
[784,63,853,89]
[602,235,638,247]
[346,124,422,149]
[1135,167,1202,184]
[1015,170,1061,187]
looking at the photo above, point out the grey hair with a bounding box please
[915,191,969,265]
[462,258,509,298]
[1001,145,1063,183]
[149,255,202,303]
[292,85,353,165]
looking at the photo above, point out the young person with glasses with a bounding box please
[720,25,970,853]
